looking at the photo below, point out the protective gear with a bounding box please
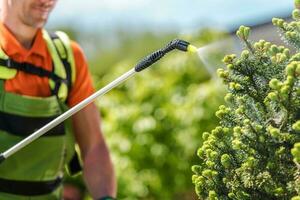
[0,30,78,199]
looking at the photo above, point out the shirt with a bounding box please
[0,22,95,107]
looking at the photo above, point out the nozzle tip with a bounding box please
[187,45,198,53]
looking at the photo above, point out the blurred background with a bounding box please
[47,1,293,199]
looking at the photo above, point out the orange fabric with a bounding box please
[0,22,95,107]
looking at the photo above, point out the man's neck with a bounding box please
[0,17,38,49]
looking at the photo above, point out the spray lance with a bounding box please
[0,39,198,164]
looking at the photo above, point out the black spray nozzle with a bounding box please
[166,39,190,52]
[134,39,193,72]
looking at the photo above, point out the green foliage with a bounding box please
[92,30,226,199]
[192,3,300,199]
[291,143,300,199]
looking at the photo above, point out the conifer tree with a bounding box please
[192,1,300,199]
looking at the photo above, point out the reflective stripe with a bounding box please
[51,36,72,90]
[0,66,16,79]
[43,30,68,101]
[0,49,16,79]
[55,31,76,85]
[53,39,67,59]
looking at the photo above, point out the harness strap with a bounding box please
[0,59,64,82]
[0,110,65,137]
[0,176,62,196]
[0,58,67,96]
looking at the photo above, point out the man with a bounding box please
[0,0,116,199]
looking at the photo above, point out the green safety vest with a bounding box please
[0,30,78,200]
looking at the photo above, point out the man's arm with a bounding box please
[71,102,117,199]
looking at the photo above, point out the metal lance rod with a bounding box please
[0,39,197,163]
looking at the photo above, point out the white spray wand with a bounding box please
[0,39,197,163]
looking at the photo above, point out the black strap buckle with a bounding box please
[6,59,12,68]
[0,59,12,68]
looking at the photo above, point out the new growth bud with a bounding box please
[221,154,231,168]
[293,9,300,20]
[241,50,250,59]
[292,143,300,163]
[269,79,282,90]
[236,26,250,40]
[292,121,300,131]
[286,62,297,76]
[222,54,236,64]
[272,18,285,28]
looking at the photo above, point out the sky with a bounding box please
[48,0,294,33]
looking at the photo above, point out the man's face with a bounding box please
[10,0,57,28]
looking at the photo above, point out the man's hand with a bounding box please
[71,103,117,199]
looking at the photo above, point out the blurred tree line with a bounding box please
[56,26,227,199]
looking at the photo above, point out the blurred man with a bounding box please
[0,0,116,199]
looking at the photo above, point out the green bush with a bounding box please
[292,142,300,199]
[192,2,300,199]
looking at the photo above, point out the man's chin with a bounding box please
[25,19,48,29]
[35,22,47,28]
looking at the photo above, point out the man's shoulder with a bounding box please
[70,40,85,57]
